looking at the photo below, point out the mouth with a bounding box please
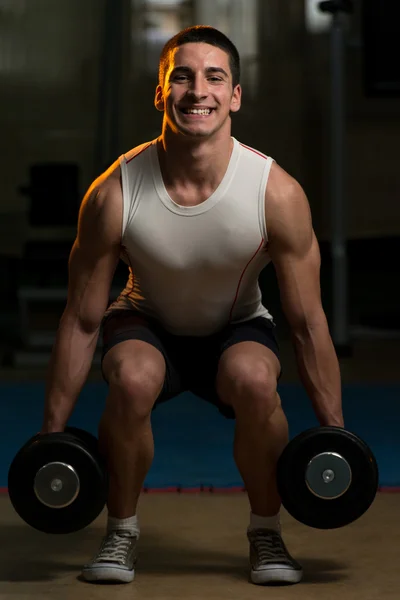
[178,107,214,118]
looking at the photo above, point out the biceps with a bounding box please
[274,234,325,330]
[65,239,120,331]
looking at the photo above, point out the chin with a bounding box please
[176,122,223,139]
[183,128,213,138]
[166,113,223,138]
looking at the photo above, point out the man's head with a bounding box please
[154,26,242,139]
[158,26,241,89]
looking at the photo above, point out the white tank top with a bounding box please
[106,137,275,336]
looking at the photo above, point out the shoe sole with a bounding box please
[250,567,303,585]
[82,565,135,583]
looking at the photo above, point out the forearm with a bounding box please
[292,322,344,427]
[42,312,100,432]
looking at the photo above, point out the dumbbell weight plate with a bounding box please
[276,427,379,529]
[34,460,80,508]
[8,431,107,534]
[65,426,109,494]
[65,427,105,464]
[305,451,352,499]
[65,427,99,451]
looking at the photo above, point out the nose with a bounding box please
[187,74,208,100]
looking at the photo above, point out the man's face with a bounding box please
[155,42,241,139]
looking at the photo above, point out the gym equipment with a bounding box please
[8,427,108,534]
[64,426,101,457]
[277,426,379,529]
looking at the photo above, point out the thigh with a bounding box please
[189,317,282,418]
[101,310,185,404]
[219,317,281,371]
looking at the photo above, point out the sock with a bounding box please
[107,515,140,538]
[248,512,281,534]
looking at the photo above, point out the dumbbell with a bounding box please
[276,426,379,529]
[8,427,108,534]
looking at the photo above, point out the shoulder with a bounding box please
[121,139,156,165]
[80,139,154,228]
[265,162,314,254]
[236,139,272,169]
[266,162,308,210]
[77,159,123,242]
[266,162,311,230]
[82,160,122,215]
[237,139,269,160]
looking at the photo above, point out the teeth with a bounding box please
[184,109,211,115]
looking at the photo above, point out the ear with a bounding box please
[154,85,165,112]
[229,84,242,113]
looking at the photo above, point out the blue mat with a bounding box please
[1,382,399,489]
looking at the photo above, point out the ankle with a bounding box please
[107,514,140,538]
[248,511,281,533]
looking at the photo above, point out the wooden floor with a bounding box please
[0,491,399,599]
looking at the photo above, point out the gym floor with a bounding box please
[0,492,399,598]
[1,337,399,597]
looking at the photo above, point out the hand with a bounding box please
[40,421,65,435]
[319,416,345,428]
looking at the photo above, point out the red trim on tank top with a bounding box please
[125,142,152,165]
[239,143,268,160]
[229,237,265,321]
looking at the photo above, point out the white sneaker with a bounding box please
[247,528,303,585]
[82,530,138,583]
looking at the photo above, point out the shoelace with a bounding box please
[95,530,135,565]
[250,529,291,563]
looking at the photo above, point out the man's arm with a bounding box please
[265,163,344,427]
[42,167,122,433]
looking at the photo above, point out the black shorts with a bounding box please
[101,310,281,419]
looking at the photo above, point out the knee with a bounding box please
[106,358,165,420]
[217,355,278,420]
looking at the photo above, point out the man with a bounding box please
[41,25,344,585]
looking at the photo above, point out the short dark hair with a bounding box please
[158,25,241,88]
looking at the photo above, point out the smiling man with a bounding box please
[41,26,344,586]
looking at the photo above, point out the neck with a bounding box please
[157,125,234,187]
